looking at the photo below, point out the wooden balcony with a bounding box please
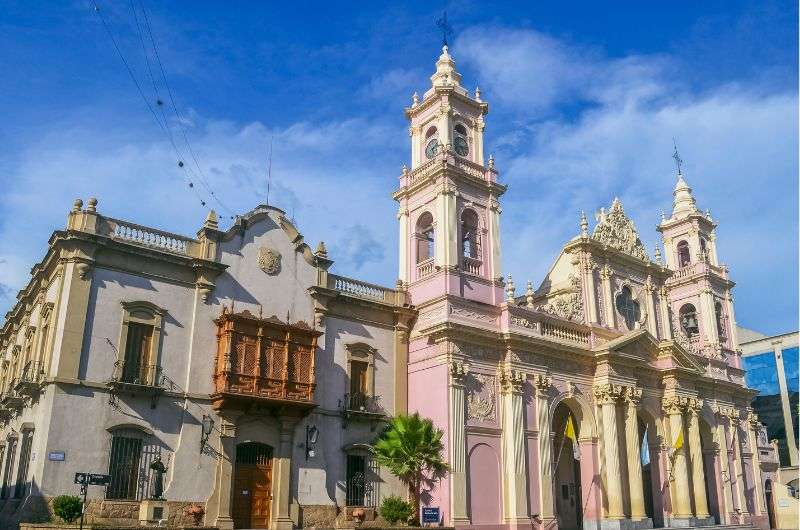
[211,309,321,413]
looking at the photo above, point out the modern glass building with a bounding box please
[739,326,799,491]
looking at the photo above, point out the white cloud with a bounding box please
[456,26,798,333]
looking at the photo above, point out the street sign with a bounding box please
[48,451,65,461]
[74,473,111,486]
[421,507,440,524]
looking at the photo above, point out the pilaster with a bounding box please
[643,280,658,337]
[533,374,554,522]
[273,417,299,530]
[728,412,749,516]
[658,286,672,339]
[210,413,241,530]
[501,367,529,524]
[746,410,765,516]
[712,407,735,524]
[600,265,615,328]
[449,360,470,525]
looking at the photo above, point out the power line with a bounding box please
[136,0,235,217]
[92,1,218,210]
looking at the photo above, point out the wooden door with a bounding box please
[233,443,273,529]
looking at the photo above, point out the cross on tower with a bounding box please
[436,11,453,47]
[672,138,684,175]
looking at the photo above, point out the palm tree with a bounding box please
[373,413,449,523]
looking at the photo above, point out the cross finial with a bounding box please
[672,137,683,175]
[436,11,454,47]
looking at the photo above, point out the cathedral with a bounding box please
[0,46,794,530]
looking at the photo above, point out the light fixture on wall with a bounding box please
[306,425,319,460]
[201,414,215,452]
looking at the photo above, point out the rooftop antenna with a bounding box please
[266,136,274,206]
[672,137,684,175]
[436,11,454,47]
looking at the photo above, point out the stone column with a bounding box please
[643,280,658,337]
[501,368,529,523]
[729,412,749,516]
[658,286,672,340]
[584,256,599,324]
[211,413,240,530]
[746,410,766,516]
[699,288,719,351]
[273,417,298,530]
[534,374,554,522]
[398,207,409,283]
[600,265,615,328]
[686,398,710,518]
[594,383,624,519]
[712,407,735,524]
[623,387,647,520]
[488,198,503,282]
[449,361,470,525]
[663,396,692,519]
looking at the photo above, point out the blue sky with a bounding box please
[0,1,797,334]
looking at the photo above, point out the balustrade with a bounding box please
[416,258,435,280]
[106,217,191,255]
[460,256,482,276]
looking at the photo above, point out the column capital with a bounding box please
[686,397,703,416]
[450,360,471,386]
[532,373,552,397]
[622,385,643,406]
[746,408,762,430]
[593,382,623,405]
[662,395,688,415]
[599,264,613,281]
[500,367,525,394]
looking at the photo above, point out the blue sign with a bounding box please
[48,451,65,462]
[421,507,440,523]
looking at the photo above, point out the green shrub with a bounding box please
[379,495,413,525]
[52,495,82,524]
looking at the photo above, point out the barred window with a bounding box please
[106,428,161,500]
[345,452,379,507]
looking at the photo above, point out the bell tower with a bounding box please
[394,46,506,306]
[658,152,740,363]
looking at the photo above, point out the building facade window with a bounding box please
[715,302,727,340]
[615,286,641,330]
[677,240,691,267]
[415,213,435,264]
[13,429,33,499]
[679,304,699,336]
[1,437,17,500]
[461,209,480,259]
[106,427,161,500]
[345,343,377,412]
[116,302,165,386]
[454,123,469,157]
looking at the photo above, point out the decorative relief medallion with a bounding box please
[467,373,496,422]
[257,246,282,275]
[535,274,584,321]
[591,198,649,261]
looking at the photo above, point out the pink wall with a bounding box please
[579,440,601,528]
[467,436,502,525]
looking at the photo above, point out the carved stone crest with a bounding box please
[257,246,282,275]
[467,373,496,422]
[592,198,649,261]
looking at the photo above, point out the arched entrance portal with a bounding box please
[553,403,582,530]
[764,480,776,529]
[233,442,274,529]
[638,410,663,528]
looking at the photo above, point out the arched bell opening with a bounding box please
[552,402,583,530]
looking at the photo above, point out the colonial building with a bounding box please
[0,45,794,530]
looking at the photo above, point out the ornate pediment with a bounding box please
[592,198,649,262]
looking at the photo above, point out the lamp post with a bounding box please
[306,425,319,460]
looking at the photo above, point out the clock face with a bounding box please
[454,136,469,156]
[425,139,439,159]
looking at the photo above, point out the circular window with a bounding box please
[425,138,439,159]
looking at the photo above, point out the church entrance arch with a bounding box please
[638,409,663,527]
[232,442,274,529]
[552,402,583,530]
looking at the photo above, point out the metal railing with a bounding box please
[18,361,44,384]
[341,393,384,415]
[111,361,163,387]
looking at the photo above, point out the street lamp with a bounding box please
[201,414,214,452]
[306,425,319,460]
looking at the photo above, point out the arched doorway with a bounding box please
[764,480,776,529]
[233,442,274,529]
[553,403,582,530]
[638,409,664,528]
[698,417,719,523]
[467,443,501,524]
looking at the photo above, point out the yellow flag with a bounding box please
[565,415,580,460]
[674,429,684,450]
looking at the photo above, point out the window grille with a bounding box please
[1,438,17,500]
[345,454,379,507]
[106,430,161,500]
[13,430,33,498]
[236,443,273,465]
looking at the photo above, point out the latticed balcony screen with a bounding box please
[214,310,318,404]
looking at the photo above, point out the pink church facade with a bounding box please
[399,47,780,530]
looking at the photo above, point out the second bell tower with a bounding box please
[394,46,506,307]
